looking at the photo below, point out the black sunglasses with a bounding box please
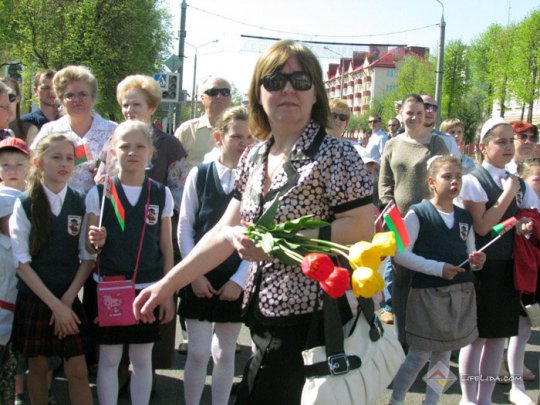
[331,112,349,122]
[8,93,16,103]
[261,71,313,92]
[515,132,539,142]
[368,119,380,124]
[424,103,439,112]
[204,88,231,97]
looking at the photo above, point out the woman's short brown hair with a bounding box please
[247,39,330,140]
[116,75,162,110]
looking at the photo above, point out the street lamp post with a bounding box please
[435,0,446,121]
[324,46,346,99]
[186,39,219,119]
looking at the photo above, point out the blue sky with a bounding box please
[166,0,540,95]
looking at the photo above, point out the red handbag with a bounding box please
[97,180,151,327]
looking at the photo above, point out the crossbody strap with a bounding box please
[97,178,152,283]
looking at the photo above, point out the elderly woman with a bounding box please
[0,77,39,142]
[326,98,351,139]
[134,39,374,403]
[31,65,117,194]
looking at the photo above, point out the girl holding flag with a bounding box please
[9,134,94,405]
[458,117,537,405]
[389,155,486,405]
[86,120,174,405]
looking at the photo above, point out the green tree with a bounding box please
[508,10,540,122]
[441,40,470,118]
[6,0,172,119]
[395,55,436,96]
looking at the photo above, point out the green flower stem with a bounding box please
[279,245,304,263]
[307,238,350,258]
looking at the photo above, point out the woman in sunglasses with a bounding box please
[0,77,38,142]
[326,98,351,138]
[507,121,538,176]
[0,82,14,140]
[134,39,374,404]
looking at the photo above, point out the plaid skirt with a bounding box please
[12,292,88,359]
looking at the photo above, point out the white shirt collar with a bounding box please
[482,161,507,183]
[42,183,68,215]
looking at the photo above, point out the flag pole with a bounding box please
[98,176,108,229]
[457,234,502,267]
[375,201,394,225]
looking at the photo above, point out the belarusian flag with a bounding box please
[105,177,125,231]
[491,217,518,237]
[383,202,410,252]
[74,144,89,165]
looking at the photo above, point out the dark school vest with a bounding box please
[411,200,474,288]
[18,188,85,297]
[98,177,165,284]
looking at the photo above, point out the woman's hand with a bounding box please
[468,251,486,270]
[216,280,242,301]
[51,302,80,339]
[158,297,175,324]
[516,217,534,237]
[228,224,268,262]
[133,278,175,323]
[191,277,216,298]
[442,263,464,280]
[88,225,107,250]
[500,175,521,196]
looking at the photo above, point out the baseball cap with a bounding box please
[0,137,30,155]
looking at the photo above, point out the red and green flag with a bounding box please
[74,144,89,166]
[383,202,410,253]
[491,216,518,237]
[105,177,125,231]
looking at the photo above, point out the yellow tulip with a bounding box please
[348,241,381,271]
[371,232,397,257]
[351,267,384,298]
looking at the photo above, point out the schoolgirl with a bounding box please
[9,134,93,405]
[389,155,486,405]
[87,120,174,405]
[458,117,537,405]
[177,106,252,405]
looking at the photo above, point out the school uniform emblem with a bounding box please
[459,223,469,241]
[67,215,82,236]
[516,191,523,207]
[146,204,159,225]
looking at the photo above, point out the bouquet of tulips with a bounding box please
[245,195,397,299]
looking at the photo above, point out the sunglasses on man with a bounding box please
[424,103,438,112]
[331,112,349,122]
[8,93,16,103]
[261,72,313,92]
[368,119,380,124]
[515,132,539,143]
[204,88,231,97]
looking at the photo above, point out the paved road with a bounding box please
[47,318,540,404]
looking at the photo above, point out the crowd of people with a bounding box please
[0,38,538,405]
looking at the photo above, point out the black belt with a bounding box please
[304,353,362,377]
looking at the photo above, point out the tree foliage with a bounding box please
[4,0,172,119]
[395,55,436,96]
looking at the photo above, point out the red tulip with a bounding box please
[320,266,350,298]
[301,253,334,282]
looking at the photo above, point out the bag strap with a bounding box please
[97,178,152,283]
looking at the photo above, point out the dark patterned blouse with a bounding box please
[233,121,373,326]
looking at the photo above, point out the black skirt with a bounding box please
[12,292,88,359]
[178,270,243,323]
[475,259,520,338]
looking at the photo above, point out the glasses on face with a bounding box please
[515,132,539,143]
[388,123,398,127]
[331,112,349,122]
[203,88,231,97]
[8,93,16,103]
[261,71,313,92]
[424,103,439,112]
[368,119,380,124]
[63,92,91,101]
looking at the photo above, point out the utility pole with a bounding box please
[176,0,187,129]
[434,0,445,124]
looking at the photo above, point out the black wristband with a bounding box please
[318,224,331,241]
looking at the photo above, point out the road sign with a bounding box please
[164,54,182,72]
[153,73,179,103]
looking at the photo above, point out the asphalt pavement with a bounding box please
[45,318,540,404]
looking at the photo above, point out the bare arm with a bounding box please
[158,216,175,323]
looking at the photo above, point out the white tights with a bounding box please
[184,319,242,405]
[390,347,451,405]
[459,337,505,405]
[508,316,533,401]
[97,343,154,405]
